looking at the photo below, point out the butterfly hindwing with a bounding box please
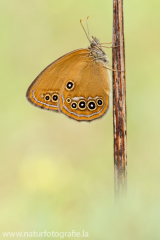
[59,60,111,121]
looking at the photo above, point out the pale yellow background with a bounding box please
[0,0,160,239]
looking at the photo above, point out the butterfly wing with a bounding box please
[26,49,90,111]
[59,59,111,121]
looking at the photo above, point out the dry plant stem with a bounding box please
[112,0,127,197]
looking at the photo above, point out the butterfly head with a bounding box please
[80,18,109,64]
[88,36,109,64]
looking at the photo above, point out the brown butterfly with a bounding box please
[26,17,113,122]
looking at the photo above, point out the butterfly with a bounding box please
[26,17,113,122]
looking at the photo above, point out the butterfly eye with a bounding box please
[66,81,74,90]
[97,98,103,106]
[66,98,71,103]
[44,94,51,101]
[78,100,86,110]
[87,101,96,111]
[52,93,59,102]
[71,102,77,109]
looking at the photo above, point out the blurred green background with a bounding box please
[0,0,160,239]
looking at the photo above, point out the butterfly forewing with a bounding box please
[26,49,90,111]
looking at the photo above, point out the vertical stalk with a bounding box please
[112,0,127,197]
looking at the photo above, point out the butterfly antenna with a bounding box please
[86,16,91,42]
[80,19,91,43]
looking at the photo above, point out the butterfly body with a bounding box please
[26,37,111,122]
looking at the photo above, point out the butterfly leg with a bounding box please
[101,45,120,49]
[103,63,126,72]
